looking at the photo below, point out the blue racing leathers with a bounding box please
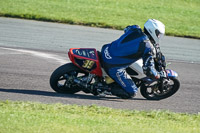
[101,25,159,95]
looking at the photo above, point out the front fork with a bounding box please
[158,69,178,92]
[143,69,178,93]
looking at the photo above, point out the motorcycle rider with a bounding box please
[101,19,165,99]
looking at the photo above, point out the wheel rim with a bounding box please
[145,79,175,98]
[57,71,87,90]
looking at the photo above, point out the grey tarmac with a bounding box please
[0,17,199,113]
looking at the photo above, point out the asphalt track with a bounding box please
[0,17,200,114]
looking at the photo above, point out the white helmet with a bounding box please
[144,19,165,44]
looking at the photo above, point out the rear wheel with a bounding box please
[50,63,88,94]
[140,77,180,100]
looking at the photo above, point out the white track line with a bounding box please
[0,47,68,65]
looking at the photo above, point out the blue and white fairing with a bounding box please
[127,58,178,80]
[128,59,146,79]
[165,69,178,78]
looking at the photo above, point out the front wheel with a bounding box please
[50,63,88,94]
[140,77,180,100]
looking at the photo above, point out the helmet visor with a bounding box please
[155,29,164,40]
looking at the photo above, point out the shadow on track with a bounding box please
[0,88,146,101]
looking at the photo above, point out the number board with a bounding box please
[74,58,97,72]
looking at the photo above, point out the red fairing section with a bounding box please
[68,48,102,77]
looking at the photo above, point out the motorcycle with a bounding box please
[50,47,180,100]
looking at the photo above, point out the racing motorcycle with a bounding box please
[50,47,180,100]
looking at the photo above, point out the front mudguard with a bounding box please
[165,69,178,78]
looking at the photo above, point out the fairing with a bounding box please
[165,69,178,78]
[128,59,146,79]
[68,48,102,77]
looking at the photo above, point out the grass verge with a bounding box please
[0,0,199,38]
[0,100,199,133]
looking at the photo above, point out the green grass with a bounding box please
[0,0,200,38]
[0,101,199,133]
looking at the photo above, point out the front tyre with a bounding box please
[140,77,180,100]
[50,63,87,94]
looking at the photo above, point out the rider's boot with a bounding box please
[96,86,112,97]
[90,83,112,97]
[111,87,136,99]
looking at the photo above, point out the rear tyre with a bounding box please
[140,77,180,100]
[50,63,88,94]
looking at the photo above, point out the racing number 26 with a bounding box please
[82,60,95,69]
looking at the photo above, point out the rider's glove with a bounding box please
[158,71,167,78]
[143,66,160,80]
[155,73,160,79]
